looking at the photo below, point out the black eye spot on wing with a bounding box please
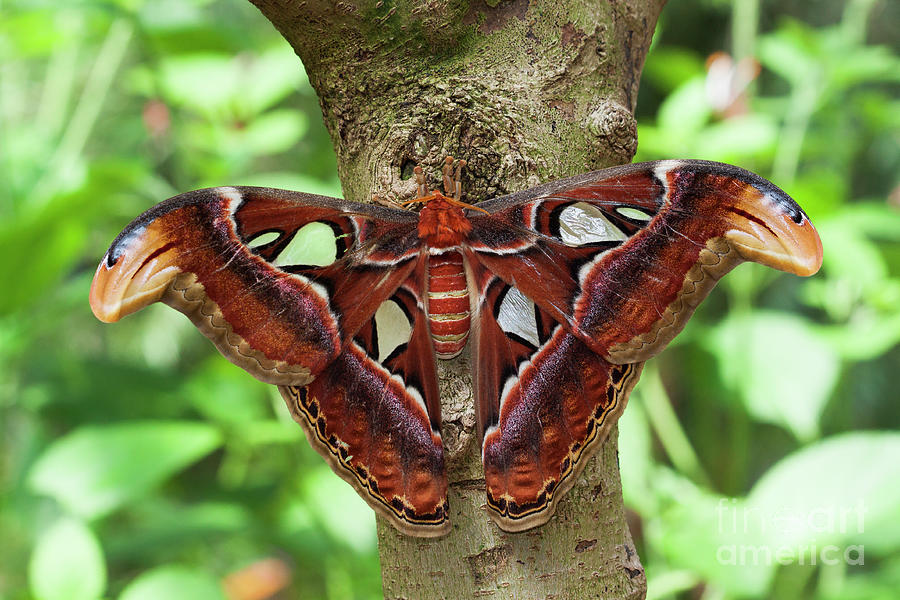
[706,161,807,225]
[786,203,805,224]
[758,183,806,224]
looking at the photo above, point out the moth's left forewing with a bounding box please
[90,187,421,385]
[91,188,340,384]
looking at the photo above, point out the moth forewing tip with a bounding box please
[89,247,180,323]
[89,208,190,321]
[724,198,823,277]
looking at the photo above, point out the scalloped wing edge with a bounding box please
[486,360,644,532]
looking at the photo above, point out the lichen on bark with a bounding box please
[248,1,666,597]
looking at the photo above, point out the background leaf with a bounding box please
[708,312,839,441]
[28,518,106,600]
[28,422,222,519]
[118,566,226,600]
[747,432,900,554]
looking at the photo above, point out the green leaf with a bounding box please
[648,471,773,596]
[832,556,900,600]
[303,466,376,553]
[0,190,96,315]
[657,77,711,140]
[818,220,888,293]
[238,109,308,155]
[157,53,238,118]
[694,114,778,161]
[827,44,900,89]
[646,570,701,600]
[156,46,305,120]
[827,204,900,242]
[240,45,309,114]
[136,0,205,32]
[747,432,900,556]
[118,566,226,600]
[185,359,269,425]
[708,312,838,441]
[816,311,900,362]
[28,422,222,519]
[758,29,819,86]
[642,47,705,92]
[100,501,252,560]
[28,518,106,600]
[618,392,656,515]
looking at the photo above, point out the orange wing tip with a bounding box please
[726,188,824,277]
[89,261,179,322]
[89,260,126,322]
[726,214,823,277]
[89,229,183,322]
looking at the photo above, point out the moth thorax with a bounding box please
[426,250,471,359]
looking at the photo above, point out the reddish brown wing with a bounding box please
[468,160,822,364]
[90,186,420,385]
[464,160,822,531]
[280,260,449,536]
[467,257,641,531]
[90,186,449,535]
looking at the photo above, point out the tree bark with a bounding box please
[248,1,664,597]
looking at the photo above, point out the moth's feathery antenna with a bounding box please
[441,156,454,196]
[414,166,428,199]
[454,159,466,200]
[404,158,486,212]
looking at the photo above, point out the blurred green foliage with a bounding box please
[1,1,897,599]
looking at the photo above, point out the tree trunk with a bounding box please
[248,1,665,597]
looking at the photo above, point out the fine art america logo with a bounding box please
[716,498,866,566]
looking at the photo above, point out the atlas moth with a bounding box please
[90,157,822,536]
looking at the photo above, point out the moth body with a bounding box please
[424,249,471,359]
[411,166,479,360]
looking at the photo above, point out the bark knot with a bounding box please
[587,100,637,162]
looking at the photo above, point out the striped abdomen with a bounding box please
[427,251,470,359]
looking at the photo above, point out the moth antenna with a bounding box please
[414,165,428,198]
[454,159,466,200]
[442,156,455,195]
